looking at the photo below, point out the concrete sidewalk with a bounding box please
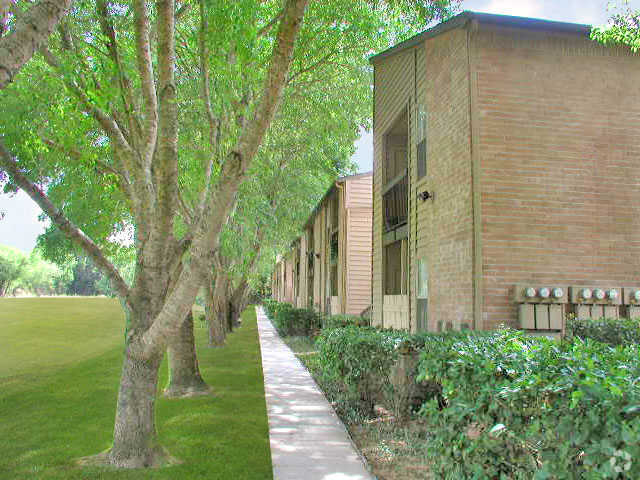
[256,306,374,480]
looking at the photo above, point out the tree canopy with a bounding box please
[0,0,458,468]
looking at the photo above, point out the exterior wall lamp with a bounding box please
[418,190,433,202]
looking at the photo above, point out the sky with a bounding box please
[1,0,637,252]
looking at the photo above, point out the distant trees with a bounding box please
[0,246,26,296]
[0,245,69,296]
[0,244,134,296]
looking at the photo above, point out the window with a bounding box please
[416,103,427,180]
[416,258,428,331]
[417,139,427,179]
[384,239,406,295]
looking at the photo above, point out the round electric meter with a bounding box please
[607,289,619,300]
[581,288,592,300]
[552,288,564,299]
[539,287,550,299]
[594,289,605,300]
[524,287,536,298]
[634,290,640,302]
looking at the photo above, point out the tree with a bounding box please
[592,3,640,52]
[0,245,26,295]
[0,0,456,469]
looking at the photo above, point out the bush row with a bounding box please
[262,299,365,337]
[567,315,640,346]
[418,329,640,479]
[313,321,640,478]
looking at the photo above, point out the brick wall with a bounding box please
[475,26,640,329]
[418,28,474,331]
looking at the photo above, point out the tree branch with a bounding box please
[96,0,142,148]
[138,0,310,359]
[234,0,309,169]
[0,0,73,89]
[132,0,158,167]
[0,141,133,306]
[40,47,135,157]
[257,9,283,38]
[40,137,128,183]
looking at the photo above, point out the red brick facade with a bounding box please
[372,13,640,331]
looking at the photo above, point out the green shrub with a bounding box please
[315,326,409,415]
[567,315,640,346]
[262,300,321,337]
[417,329,640,479]
[322,313,367,329]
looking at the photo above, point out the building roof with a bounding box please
[369,11,591,63]
[302,171,373,231]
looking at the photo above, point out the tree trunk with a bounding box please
[229,280,250,328]
[206,275,227,347]
[80,341,172,468]
[164,310,211,398]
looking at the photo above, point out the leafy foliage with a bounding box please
[592,5,640,52]
[0,245,70,296]
[262,299,321,336]
[0,245,26,296]
[567,315,640,347]
[417,329,640,479]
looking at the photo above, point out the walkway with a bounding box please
[256,306,374,480]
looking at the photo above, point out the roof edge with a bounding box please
[369,11,592,64]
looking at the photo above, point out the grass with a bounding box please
[0,298,272,479]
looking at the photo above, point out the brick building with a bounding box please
[371,12,640,333]
[272,173,372,315]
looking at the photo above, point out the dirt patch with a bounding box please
[347,418,433,479]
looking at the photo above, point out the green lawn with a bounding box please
[0,298,272,479]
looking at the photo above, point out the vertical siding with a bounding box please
[475,26,640,329]
[415,28,474,331]
[372,49,415,327]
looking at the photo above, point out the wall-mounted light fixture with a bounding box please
[418,190,433,202]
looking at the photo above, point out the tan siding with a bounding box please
[345,175,373,209]
[372,49,415,327]
[475,26,640,329]
[346,206,372,315]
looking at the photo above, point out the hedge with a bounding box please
[265,300,640,478]
[567,315,640,346]
[262,299,321,337]
[417,329,640,479]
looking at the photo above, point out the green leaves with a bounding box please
[415,328,640,478]
[591,6,640,52]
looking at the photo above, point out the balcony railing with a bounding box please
[383,173,408,232]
